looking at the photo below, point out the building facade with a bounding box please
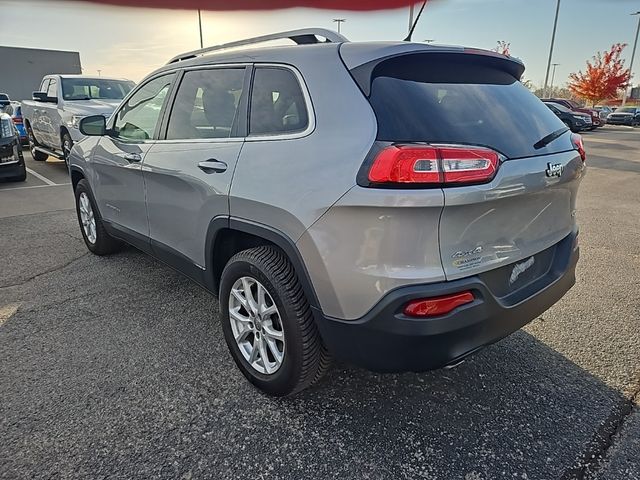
[0,46,81,101]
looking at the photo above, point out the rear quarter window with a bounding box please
[365,54,572,159]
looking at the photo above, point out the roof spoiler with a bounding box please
[168,28,348,64]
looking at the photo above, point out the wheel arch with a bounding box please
[206,217,321,310]
[70,166,85,191]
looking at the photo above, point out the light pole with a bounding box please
[408,4,414,35]
[333,18,346,34]
[621,11,640,106]
[543,0,561,98]
[550,63,560,94]
[198,9,203,48]
[97,69,102,77]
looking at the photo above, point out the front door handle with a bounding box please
[118,152,142,162]
[198,159,227,173]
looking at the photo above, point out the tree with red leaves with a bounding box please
[568,43,631,105]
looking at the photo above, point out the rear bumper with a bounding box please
[314,232,579,372]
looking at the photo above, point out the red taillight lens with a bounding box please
[403,291,475,317]
[368,145,499,185]
[571,133,586,162]
[12,117,22,125]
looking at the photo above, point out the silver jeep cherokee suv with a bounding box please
[69,29,585,396]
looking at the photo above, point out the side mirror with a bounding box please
[79,115,106,136]
[32,91,47,102]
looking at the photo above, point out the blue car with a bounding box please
[6,102,27,145]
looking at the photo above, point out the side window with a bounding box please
[113,73,175,141]
[46,79,58,98]
[249,67,308,135]
[166,68,245,140]
[40,79,50,94]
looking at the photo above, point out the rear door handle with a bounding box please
[118,152,142,162]
[198,159,227,173]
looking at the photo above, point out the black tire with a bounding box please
[74,179,122,255]
[27,126,48,161]
[11,149,26,182]
[219,246,331,396]
[61,132,73,168]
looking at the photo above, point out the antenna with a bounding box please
[404,0,428,42]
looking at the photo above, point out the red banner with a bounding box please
[71,0,417,10]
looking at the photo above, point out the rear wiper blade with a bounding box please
[533,127,569,150]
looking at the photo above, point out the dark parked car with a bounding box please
[0,113,26,182]
[541,98,601,128]
[543,101,591,132]
[606,106,640,126]
[0,93,11,111]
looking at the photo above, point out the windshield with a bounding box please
[367,54,573,159]
[61,78,134,101]
[616,107,637,113]
[546,102,572,113]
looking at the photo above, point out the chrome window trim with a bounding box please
[246,63,315,142]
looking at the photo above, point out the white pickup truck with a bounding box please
[21,75,135,164]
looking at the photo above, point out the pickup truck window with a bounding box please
[46,79,58,98]
[61,78,134,101]
[40,79,50,93]
[113,73,175,141]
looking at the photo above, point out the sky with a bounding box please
[2,0,640,87]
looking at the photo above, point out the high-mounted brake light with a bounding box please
[403,291,475,317]
[368,145,500,186]
[571,133,586,162]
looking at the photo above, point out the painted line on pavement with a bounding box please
[25,168,58,186]
[0,183,71,192]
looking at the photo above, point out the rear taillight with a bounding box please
[12,117,22,125]
[404,291,475,317]
[368,145,500,186]
[571,133,586,162]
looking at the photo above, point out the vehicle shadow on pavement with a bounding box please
[0,242,632,480]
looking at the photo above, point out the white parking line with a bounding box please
[25,167,58,186]
[0,183,71,192]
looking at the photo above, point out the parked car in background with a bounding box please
[544,101,591,132]
[606,106,640,126]
[6,102,28,145]
[0,93,11,111]
[21,74,135,165]
[541,98,601,128]
[69,29,585,396]
[0,112,26,182]
[594,105,613,121]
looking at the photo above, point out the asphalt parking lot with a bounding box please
[1,128,639,480]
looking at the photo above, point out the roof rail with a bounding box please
[168,28,348,64]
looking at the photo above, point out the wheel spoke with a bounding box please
[248,336,259,364]
[263,323,284,341]
[234,328,252,344]
[231,288,250,312]
[265,337,284,366]
[229,307,252,324]
[258,336,272,374]
[242,277,258,315]
[261,304,277,317]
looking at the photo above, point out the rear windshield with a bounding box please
[366,54,572,159]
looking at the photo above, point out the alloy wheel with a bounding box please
[78,192,97,244]
[228,276,285,375]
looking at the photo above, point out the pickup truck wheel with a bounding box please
[74,179,122,255]
[62,133,73,166]
[27,127,48,162]
[219,246,331,396]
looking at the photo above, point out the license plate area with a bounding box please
[478,241,557,299]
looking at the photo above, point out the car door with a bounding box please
[32,78,50,142]
[40,78,60,147]
[143,66,248,269]
[91,72,177,248]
